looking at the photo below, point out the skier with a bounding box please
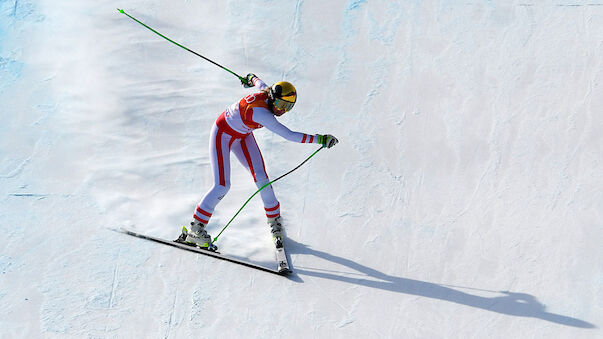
[179,74,338,251]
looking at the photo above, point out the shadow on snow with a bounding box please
[285,239,596,329]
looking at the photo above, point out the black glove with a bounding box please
[242,73,258,88]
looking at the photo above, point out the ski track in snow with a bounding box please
[1,0,602,338]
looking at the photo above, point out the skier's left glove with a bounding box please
[242,73,258,88]
[318,134,339,149]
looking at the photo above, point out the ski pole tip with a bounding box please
[117,8,125,14]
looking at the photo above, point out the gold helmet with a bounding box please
[269,81,297,112]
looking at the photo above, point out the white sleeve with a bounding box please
[252,108,319,144]
[252,77,269,91]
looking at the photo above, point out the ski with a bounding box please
[275,244,292,274]
[119,228,291,276]
[273,236,292,274]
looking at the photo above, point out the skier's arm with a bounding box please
[252,77,269,91]
[243,73,268,91]
[254,109,319,144]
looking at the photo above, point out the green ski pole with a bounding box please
[117,8,249,86]
[213,146,324,243]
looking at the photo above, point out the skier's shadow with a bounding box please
[284,239,596,329]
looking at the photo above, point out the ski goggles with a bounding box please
[273,96,296,112]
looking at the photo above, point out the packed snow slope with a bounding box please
[1,0,602,338]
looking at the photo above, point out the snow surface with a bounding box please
[1,0,602,338]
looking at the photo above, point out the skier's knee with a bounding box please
[212,182,230,197]
[254,172,269,184]
[255,178,269,188]
[220,181,231,193]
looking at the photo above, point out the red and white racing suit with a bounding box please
[193,78,321,225]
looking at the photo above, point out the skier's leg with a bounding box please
[233,133,280,219]
[232,134,283,246]
[194,123,234,224]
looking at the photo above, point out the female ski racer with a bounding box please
[179,74,338,251]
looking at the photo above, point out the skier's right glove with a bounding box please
[242,73,258,88]
[318,134,339,149]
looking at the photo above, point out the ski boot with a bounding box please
[176,221,217,251]
[268,216,284,248]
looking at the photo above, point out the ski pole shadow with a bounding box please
[284,238,596,329]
